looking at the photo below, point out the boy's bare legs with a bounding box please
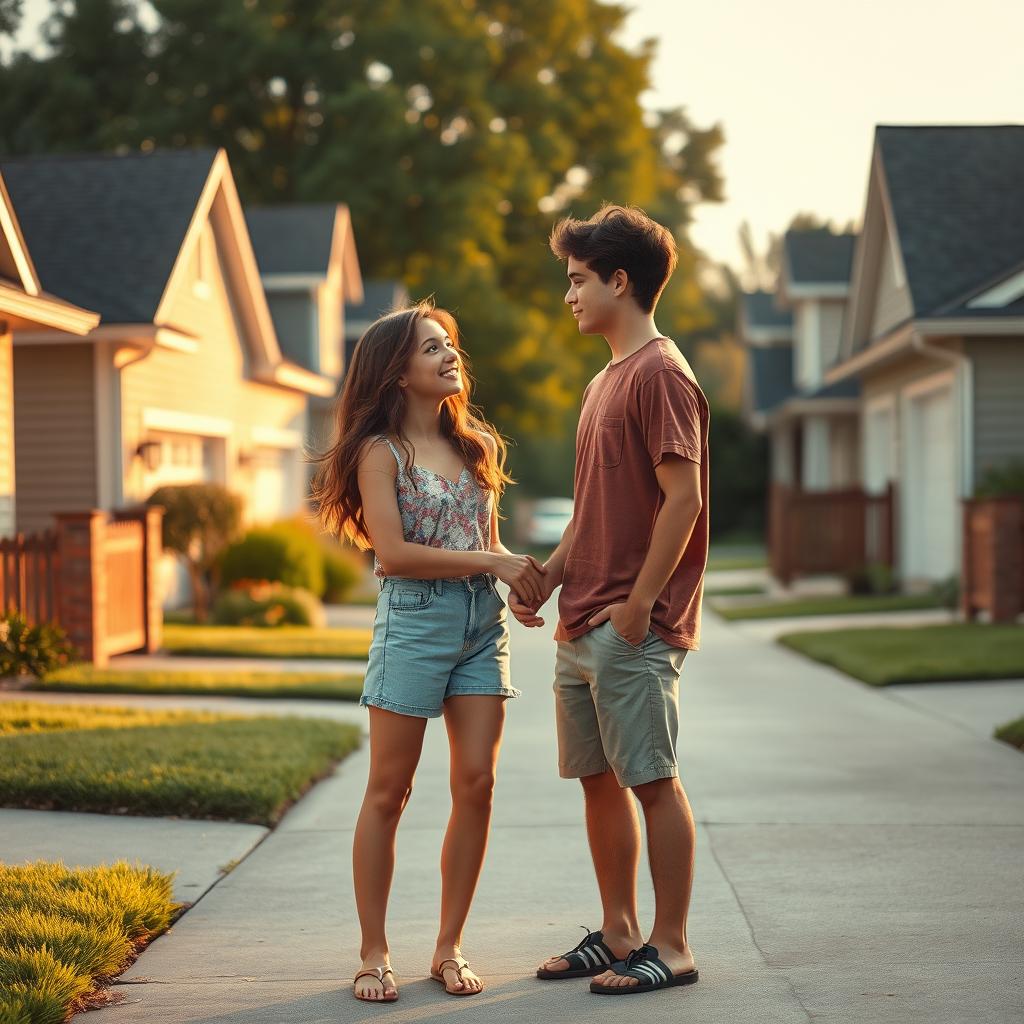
[352,707,427,1001]
[431,695,506,994]
[538,769,644,972]
[592,775,697,989]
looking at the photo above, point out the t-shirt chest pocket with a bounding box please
[596,416,624,468]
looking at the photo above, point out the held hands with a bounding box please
[491,552,548,607]
[588,601,652,647]
[507,562,560,628]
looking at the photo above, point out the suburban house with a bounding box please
[740,229,863,581]
[0,172,99,537]
[244,203,364,470]
[1,148,339,604]
[343,278,410,374]
[827,125,1024,586]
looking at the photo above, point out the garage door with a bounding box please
[905,384,957,581]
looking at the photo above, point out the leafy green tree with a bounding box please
[1,0,726,492]
[147,483,244,622]
[0,0,22,36]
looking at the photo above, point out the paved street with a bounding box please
[46,603,1021,1024]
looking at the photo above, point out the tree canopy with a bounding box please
[1,0,726,492]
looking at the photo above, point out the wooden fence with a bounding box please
[0,506,163,667]
[769,483,895,585]
[0,529,60,626]
[962,497,1024,623]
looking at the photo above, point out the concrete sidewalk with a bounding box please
[68,605,1023,1023]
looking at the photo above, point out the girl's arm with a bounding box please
[358,439,546,601]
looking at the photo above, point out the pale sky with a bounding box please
[619,0,1024,268]
[11,0,1024,270]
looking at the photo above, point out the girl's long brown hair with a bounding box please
[311,300,513,549]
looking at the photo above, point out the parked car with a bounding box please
[527,498,574,545]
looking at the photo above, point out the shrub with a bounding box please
[845,563,897,596]
[0,616,78,679]
[219,527,325,596]
[974,458,1024,499]
[211,582,325,628]
[322,545,362,603]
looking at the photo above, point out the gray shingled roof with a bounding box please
[747,345,795,415]
[784,229,856,284]
[877,125,1024,317]
[742,290,793,330]
[0,149,216,324]
[245,204,338,276]
[347,280,407,322]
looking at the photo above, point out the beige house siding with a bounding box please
[13,343,97,532]
[869,226,913,341]
[120,216,307,517]
[0,328,14,536]
[968,336,1024,489]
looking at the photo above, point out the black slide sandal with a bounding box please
[589,944,699,995]
[537,927,621,979]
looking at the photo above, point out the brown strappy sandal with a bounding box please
[353,964,398,1002]
[430,955,483,996]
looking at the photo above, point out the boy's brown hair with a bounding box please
[549,204,678,314]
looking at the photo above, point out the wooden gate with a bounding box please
[0,506,163,667]
[104,518,146,654]
[769,483,895,585]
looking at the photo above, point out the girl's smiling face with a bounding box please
[399,316,463,399]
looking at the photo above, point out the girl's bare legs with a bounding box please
[352,706,428,1001]
[431,695,507,994]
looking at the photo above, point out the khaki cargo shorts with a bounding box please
[553,620,688,788]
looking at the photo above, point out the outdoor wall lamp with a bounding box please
[135,439,162,472]
[237,449,255,468]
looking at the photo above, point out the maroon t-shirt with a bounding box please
[555,337,710,650]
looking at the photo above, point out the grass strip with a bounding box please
[704,585,768,598]
[778,624,1024,685]
[0,861,177,1024]
[995,716,1024,751]
[714,592,944,621]
[0,702,362,824]
[162,624,371,660]
[33,665,364,701]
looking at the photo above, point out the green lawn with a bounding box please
[34,665,364,701]
[0,701,362,823]
[713,592,944,621]
[995,716,1024,751]
[0,861,178,1024]
[162,623,372,660]
[704,584,768,598]
[778,624,1024,685]
[706,540,767,572]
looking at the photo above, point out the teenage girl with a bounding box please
[312,301,545,1003]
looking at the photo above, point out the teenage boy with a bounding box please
[509,204,709,995]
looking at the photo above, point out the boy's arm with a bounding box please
[587,454,701,644]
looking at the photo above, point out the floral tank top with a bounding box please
[373,436,492,578]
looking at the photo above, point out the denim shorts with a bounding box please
[554,620,687,788]
[360,573,519,719]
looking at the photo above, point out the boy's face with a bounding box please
[564,256,622,335]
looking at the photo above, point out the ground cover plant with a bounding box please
[0,701,361,823]
[0,860,178,1024]
[778,624,1024,685]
